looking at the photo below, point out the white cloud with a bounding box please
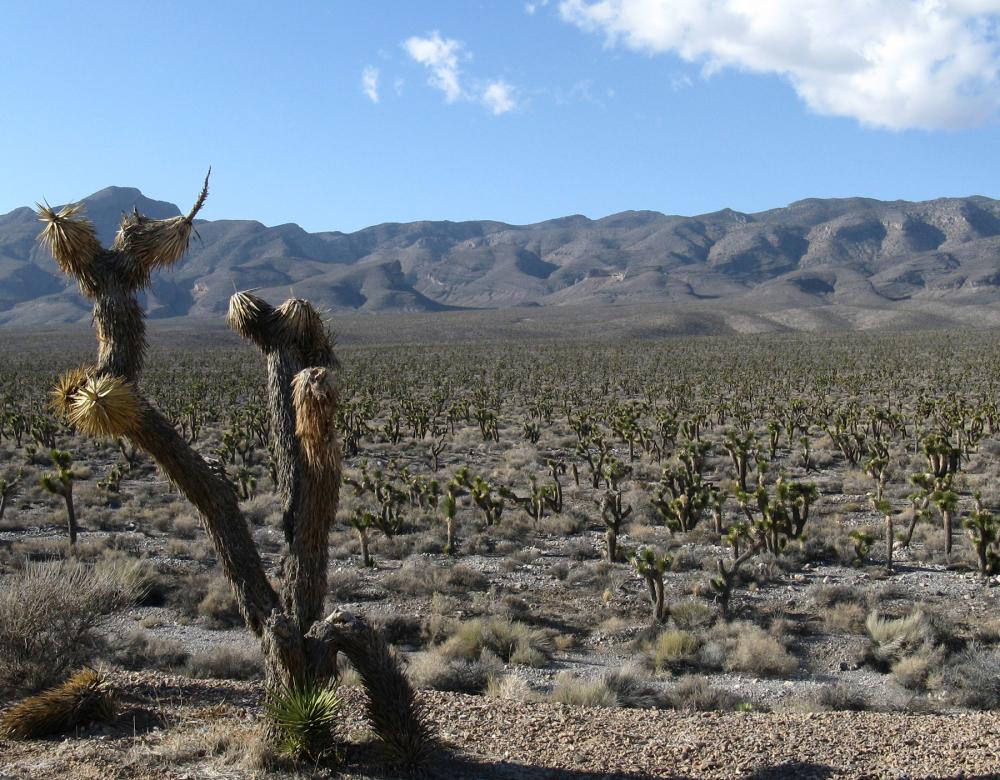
[525,0,549,14]
[558,0,1000,130]
[482,80,518,114]
[361,65,379,103]
[404,31,464,102]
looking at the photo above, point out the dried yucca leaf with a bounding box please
[36,202,101,277]
[292,367,339,470]
[0,668,115,739]
[67,375,140,438]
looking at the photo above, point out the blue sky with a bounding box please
[3,1,1000,233]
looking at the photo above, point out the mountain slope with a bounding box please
[1,187,999,327]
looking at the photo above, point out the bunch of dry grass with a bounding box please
[0,560,140,695]
[0,668,115,739]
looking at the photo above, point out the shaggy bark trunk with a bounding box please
[884,513,893,573]
[606,526,618,562]
[64,483,77,549]
[944,510,953,557]
[358,528,372,568]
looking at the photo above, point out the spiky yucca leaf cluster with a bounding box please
[64,375,140,438]
[276,298,334,365]
[112,170,209,272]
[51,367,91,418]
[0,668,115,739]
[265,679,341,760]
[292,367,339,471]
[36,203,101,278]
[226,290,273,347]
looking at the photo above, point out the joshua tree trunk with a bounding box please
[944,510,953,557]
[884,512,893,573]
[63,483,77,549]
[606,526,618,562]
[358,528,372,568]
[38,175,431,766]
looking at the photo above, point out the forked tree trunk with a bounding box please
[37,177,431,765]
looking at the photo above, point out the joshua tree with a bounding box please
[964,491,1000,576]
[598,487,632,562]
[632,546,671,623]
[349,507,375,568]
[0,469,23,522]
[38,177,431,764]
[40,450,81,548]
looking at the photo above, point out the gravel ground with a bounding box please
[2,672,999,779]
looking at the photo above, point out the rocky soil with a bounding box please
[2,672,999,779]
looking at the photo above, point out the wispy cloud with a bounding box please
[525,0,549,15]
[559,0,1000,130]
[361,65,380,103]
[482,80,518,114]
[403,31,521,115]
[403,31,464,102]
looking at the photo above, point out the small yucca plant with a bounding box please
[265,679,342,761]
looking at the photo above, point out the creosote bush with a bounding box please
[0,560,140,696]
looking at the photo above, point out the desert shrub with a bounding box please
[865,609,938,668]
[485,674,535,702]
[565,538,599,561]
[651,630,700,672]
[666,675,740,711]
[791,683,869,712]
[670,600,715,631]
[0,560,140,696]
[602,663,664,709]
[810,584,864,608]
[439,617,551,667]
[724,627,797,678]
[935,646,1000,709]
[892,654,935,691]
[186,647,262,680]
[328,568,366,600]
[822,602,867,634]
[383,558,488,595]
[408,649,500,694]
[549,671,617,707]
[197,576,243,629]
[371,612,424,646]
[115,630,190,671]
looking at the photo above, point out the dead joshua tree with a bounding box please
[38,174,432,765]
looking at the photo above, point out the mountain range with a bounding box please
[2,186,1000,331]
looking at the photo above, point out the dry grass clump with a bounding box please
[196,575,243,629]
[0,668,115,739]
[650,630,700,672]
[136,720,272,772]
[115,631,190,671]
[549,671,617,707]
[666,675,741,711]
[694,622,797,678]
[669,599,715,631]
[822,602,868,634]
[865,609,938,668]
[601,663,665,709]
[0,560,140,696]
[485,674,536,702]
[933,646,1000,709]
[439,616,552,667]
[383,558,488,595]
[408,648,500,694]
[786,683,869,712]
[186,647,262,680]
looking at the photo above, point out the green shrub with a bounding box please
[265,680,341,760]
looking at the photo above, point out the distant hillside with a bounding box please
[2,186,1000,328]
